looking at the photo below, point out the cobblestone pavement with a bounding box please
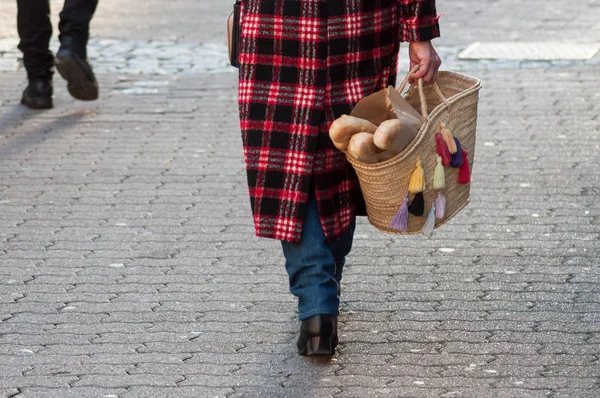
[1,0,600,397]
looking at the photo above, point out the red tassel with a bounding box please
[458,150,471,184]
[435,133,451,166]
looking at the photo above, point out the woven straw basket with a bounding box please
[346,69,482,234]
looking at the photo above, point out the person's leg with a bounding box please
[58,0,98,58]
[329,216,356,287]
[17,0,54,79]
[282,193,352,355]
[16,0,54,109]
[54,0,99,101]
[281,194,340,321]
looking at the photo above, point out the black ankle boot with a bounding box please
[297,314,338,356]
[55,36,98,101]
[21,78,53,109]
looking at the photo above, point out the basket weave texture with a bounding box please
[346,71,482,234]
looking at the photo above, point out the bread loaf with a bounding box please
[329,115,378,151]
[373,119,403,151]
[347,132,396,163]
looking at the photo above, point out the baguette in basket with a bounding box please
[329,86,423,163]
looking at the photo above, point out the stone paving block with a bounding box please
[535,322,600,333]
[83,352,190,365]
[199,310,292,323]
[284,375,393,389]
[0,354,90,367]
[494,377,598,389]
[229,387,340,398]
[442,364,545,378]
[385,377,494,388]
[184,352,293,367]
[137,341,245,354]
[0,333,96,346]
[543,365,600,378]
[438,320,535,332]
[339,342,443,356]
[23,363,135,376]
[40,343,143,356]
[73,374,185,388]
[436,300,534,312]
[0,376,79,389]
[551,390,600,398]
[129,363,239,375]
[440,388,554,398]
[443,342,543,355]
[389,330,491,344]
[123,387,235,398]
[343,320,439,332]
[18,388,129,398]
[386,353,495,367]
[344,387,452,398]
[337,363,443,378]
[488,331,589,344]
[491,354,597,367]
[0,388,19,397]
[177,374,288,388]
[4,313,109,325]
[538,343,600,355]
[531,302,599,313]
[104,311,201,324]
[0,364,30,377]
[385,311,489,323]
[70,283,165,294]
[485,311,582,323]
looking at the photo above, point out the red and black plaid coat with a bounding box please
[238,0,440,243]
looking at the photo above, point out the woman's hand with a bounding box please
[408,41,442,85]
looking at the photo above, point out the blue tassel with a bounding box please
[391,193,409,232]
[422,203,436,236]
[450,137,463,168]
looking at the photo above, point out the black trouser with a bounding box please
[17,0,98,79]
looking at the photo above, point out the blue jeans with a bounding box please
[281,194,356,321]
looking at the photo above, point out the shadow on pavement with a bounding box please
[0,106,87,156]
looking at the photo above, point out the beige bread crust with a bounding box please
[329,115,378,151]
[347,132,395,163]
[373,119,402,151]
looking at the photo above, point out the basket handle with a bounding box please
[396,65,451,123]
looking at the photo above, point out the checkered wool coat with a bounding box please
[238,0,440,243]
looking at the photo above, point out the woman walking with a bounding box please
[237,0,441,355]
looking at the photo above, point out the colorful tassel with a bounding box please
[422,203,436,236]
[433,156,445,190]
[390,193,409,231]
[458,150,471,184]
[441,123,457,154]
[435,191,446,219]
[436,133,452,166]
[408,157,425,193]
[449,137,463,168]
[408,192,424,216]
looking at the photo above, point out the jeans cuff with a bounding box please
[298,307,339,321]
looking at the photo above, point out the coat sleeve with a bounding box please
[398,0,440,42]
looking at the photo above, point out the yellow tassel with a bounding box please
[433,156,445,189]
[441,123,457,154]
[409,157,425,193]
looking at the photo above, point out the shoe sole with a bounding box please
[21,96,53,110]
[55,54,98,101]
